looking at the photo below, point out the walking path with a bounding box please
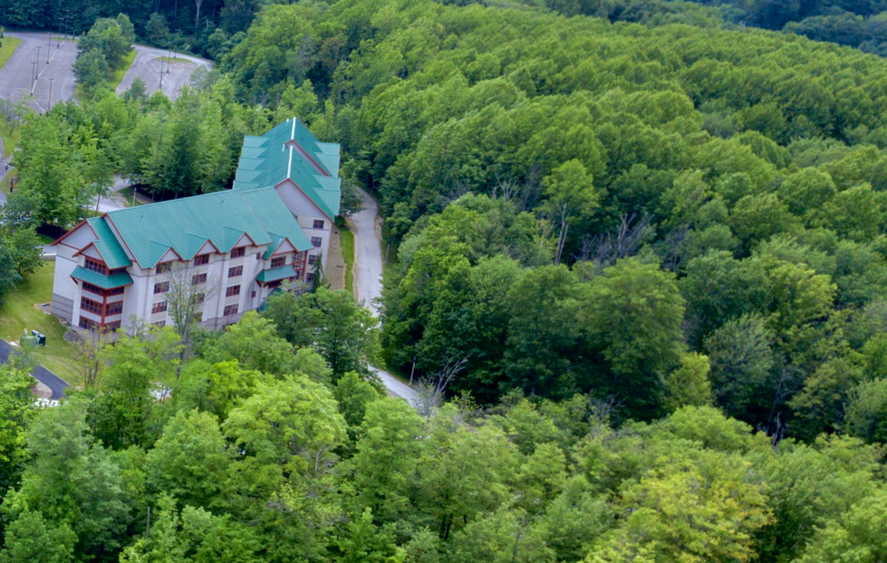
[349,187,420,406]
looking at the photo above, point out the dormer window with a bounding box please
[85,258,107,274]
[271,256,286,268]
[231,247,245,258]
[156,263,172,274]
[194,254,209,266]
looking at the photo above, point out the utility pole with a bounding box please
[48,78,54,110]
[36,47,41,72]
[47,33,51,62]
[31,62,36,92]
[409,356,416,385]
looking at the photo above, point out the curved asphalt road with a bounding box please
[0,339,69,400]
[350,187,420,406]
[117,45,212,99]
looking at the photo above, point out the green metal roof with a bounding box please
[256,265,297,283]
[105,187,311,269]
[71,266,133,289]
[232,118,341,220]
[87,217,131,269]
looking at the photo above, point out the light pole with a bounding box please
[48,78,54,110]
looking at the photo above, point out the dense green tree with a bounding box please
[704,314,778,422]
[582,259,686,419]
[262,288,379,380]
[145,409,231,509]
[0,367,35,506]
[203,312,296,377]
[347,399,425,524]
[504,265,582,399]
[662,352,714,411]
[89,326,182,449]
[2,400,130,561]
[794,488,887,563]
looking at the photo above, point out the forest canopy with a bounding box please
[5,0,887,560]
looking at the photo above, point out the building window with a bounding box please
[108,286,125,296]
[311,237,322,248]
[226,285,241,297]
[84,258,107,275]
[313,220,325,229]
[154,282,169,294]
[153,320,166,328]
[228,266,243,278]
[106,302,123,316]
[152,301,168,314]
[193,254,209,266]
[230,247,245,258]
[271,256,286,268]
[308,255,317,265]
[79,317,99,331]
[192,273,207,285]
[195,293,205,303]
[223,304,238,316]
[306,273,315,283]
[106,321,121,330]
[82,282,103,294]
[156,263,172,274]
[80,297,102,315]
[109,267,127,276]
[251,290,257,298]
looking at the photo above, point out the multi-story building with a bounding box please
[50,118,340,333]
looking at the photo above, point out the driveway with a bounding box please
[0,31,78,112]
[350,187,385,314]
[349,187,420,406]
[0,339,69,400]
[117,45,212,100]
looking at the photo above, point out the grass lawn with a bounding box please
[338,219,355,295]
[111,50,137,90]
[380,222,400,279]
[157,56,194,64]
[0,119,22,158]
[119,186,147,207]
[0,36,22,73]
[0,262,80,386]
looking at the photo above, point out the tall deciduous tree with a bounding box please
[582,259,686,419]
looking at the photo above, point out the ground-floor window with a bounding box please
[79,317,100,331]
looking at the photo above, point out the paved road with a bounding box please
[117,45,211,100]
[93,176,131,213]
[0,339,69,400]
[0,31,78,112]
[349,187,420,406]
[350,187,385,314]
